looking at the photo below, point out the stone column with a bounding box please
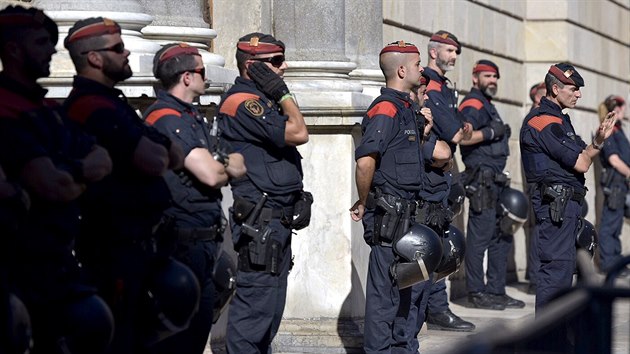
[345,0,384,98]
[138,0,235,103]
[32,0,159,98]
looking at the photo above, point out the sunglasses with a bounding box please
[250,55,285,68]
[180,67,206,79]
[81,42,125,55]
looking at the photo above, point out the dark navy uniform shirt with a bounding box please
[64,76,172,237]
[600,122,630,184]
[520,97,587,192]
[0,73,95,255]
[218,77,303,207]
[459,87,509,173]
[144,90,224,228]
[355,87,424,201]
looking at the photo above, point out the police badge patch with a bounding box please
[244,99,264,117]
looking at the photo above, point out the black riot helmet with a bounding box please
[581,199,589,218]
[496,187,529,235]
[140,258,201,346]
[576,218,598,257]
[391,224,443,289]
[1,292,32,354]
[212,250,237,323]
[56,294,115,354]
[434,225,466,282]
[448,182,466,217]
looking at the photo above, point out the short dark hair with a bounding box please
[235,50,253,76]
[153,45,198,90]
[0,5,58,58]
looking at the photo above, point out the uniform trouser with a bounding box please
[525,184,540,286]
[534,200,580,312]
[426,279,448,313]
[226,218,292,354]
[465,207,512,294]
[407,276,433,353]
[598,200,625,273]
[149,239,218,354]
[364,245,415,354]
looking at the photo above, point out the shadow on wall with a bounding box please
[337,261,366,354]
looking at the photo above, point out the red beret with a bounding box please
[237,32,285,55]
[380,41,419,55]
[429,30,461,54]
[529,82,545,102]
[65,17,121,46]
[157,43,200,64]
[548,63,584,87]
[472,59,500,78]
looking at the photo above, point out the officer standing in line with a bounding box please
[421,30,475,332]
[458,60,525,310]
[143,43,247,354]
[218,32,312,353]
[0,6,114,353]
[596,95,629,275]
[524,82,547,295]
[63,17,185,354]
[520,63,616,311]
[350,40,431,353]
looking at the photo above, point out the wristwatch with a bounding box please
[592,139,604,150]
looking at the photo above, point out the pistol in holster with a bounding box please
[542,185,572,223]
[238,194,280,274]
[371,189,413,245]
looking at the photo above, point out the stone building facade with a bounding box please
[0,0,628,352]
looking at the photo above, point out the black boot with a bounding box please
[467,292,506,310]
[426,309,476,332]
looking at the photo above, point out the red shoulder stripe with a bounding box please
[527,114,563,132]
[144,108,181,126]
[367,101,397,119]
[219,93,260,117]
[426,80,442,93]
[0,87,41,119]
[66,94,117,125]
[458,98,483,112]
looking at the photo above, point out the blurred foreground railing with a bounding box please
[447,252,630,354]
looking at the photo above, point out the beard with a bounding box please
[436,56,455,72]
[103,56,132,83]
[481,83,498,98]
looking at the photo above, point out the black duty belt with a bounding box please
[174,225,219,242]
[539,183,586,203]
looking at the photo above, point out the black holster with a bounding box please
[542,185,573,223]
[465,169,496,213]
[605,185,626,210]
[371,189,415,245]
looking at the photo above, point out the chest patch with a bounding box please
[244,99,264,117]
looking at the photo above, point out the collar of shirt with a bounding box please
[380,87,413,107]
[0,72,48,102]
[538,97,569,122]
[469,87,492,103]
[157,90,196,113]
[423,66,449,85]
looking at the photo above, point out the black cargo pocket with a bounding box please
[394,152,421,186]
[264,154,302,187]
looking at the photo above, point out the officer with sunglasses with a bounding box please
[142,43,246,354]
[63,17,186,354]
[218,32,311,354]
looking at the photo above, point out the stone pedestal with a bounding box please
[138,0,235,103]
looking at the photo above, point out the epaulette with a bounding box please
[144,107,181,126]
[66,94,117,125]
[458,98,483,112]
[219,92,261,117]
[426,80,442,93]
[527,114,563,132]
[367,101,398,119]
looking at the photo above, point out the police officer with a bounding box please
[63,17,185,354]
[218,32,311,353]
[520,63,616,311]
[597,95,629,275]
[421,30,475,332]
[459,60,525,310]
[0,6,114,353]
[143,43,247,354]
[350,40,431,353]
[524,82,546,295]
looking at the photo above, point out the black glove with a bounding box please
[505,124,511,138]
[291,191,313,230]
[247,62,290,102]
[488,120,507,140]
